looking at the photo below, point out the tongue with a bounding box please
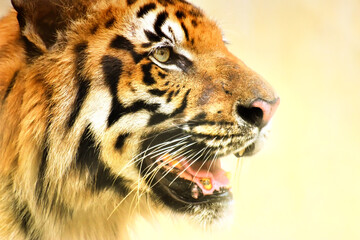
[178,158,230,195]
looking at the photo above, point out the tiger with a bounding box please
[0,0,279,239]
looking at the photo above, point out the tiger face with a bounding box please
[0,0,279,236]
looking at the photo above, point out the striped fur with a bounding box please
[0,0,278,239]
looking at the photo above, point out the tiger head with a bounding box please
[2,0,279,229]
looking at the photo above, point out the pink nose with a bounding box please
[236,98,280,128]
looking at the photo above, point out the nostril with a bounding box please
[236,105,264,127]
[236,98,280,128]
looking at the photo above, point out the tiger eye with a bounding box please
[153,48,170,63]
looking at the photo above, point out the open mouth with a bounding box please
[139,127,254,210]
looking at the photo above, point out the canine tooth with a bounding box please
[200,178,212,190]
[235,149,245,157]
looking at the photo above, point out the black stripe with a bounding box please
[36,135,49,204]
[102,56,160,126]
[178,0,191,5]
[108,101,125,127]
[77,125,101,174]
[127,0,138,5]
[19,205,39,240]
[158,0,175,6]
[141,42,153,48]
[74,42,88,82]
[172,53,193,72]
[181,22,190,41]
[189,8,204,17]
[144,30,162,43]
[39,147,49,182]
[149,89,167,97]
[108,100,160,127]
[160,49,193,72]
[95,164,130,194]
[158,72,167,79]
[16,9,26,30]
[105,17,116,28]
[148,89,190,126]
[142,63,156,85]
[115,133,130,150]
[166,91,174,102]
[13,199,39,240]
[187,120,234,128]
[77,126,130,195]
[49,192,73,221]
[3,71,18,103]
[18,202,32,235]
[154,11,170,40]
[192,112,207,121]
[33,130,73,220]
[137,3,157,18]
[191,19,198,27]
[110,35,145,63]
[130,101,160,113]
[67,42,90,129]
[67,80,90,128]
[101,55,123,98]
[148,114,168,127]
[174,89,180,96]
[175,10,186,20]
[22,36,44,62]
[90,25,99,34]
[101,55,124,127]
[191,132,245,140]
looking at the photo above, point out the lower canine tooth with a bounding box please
[191,185,200,199]
[200,178,212,190]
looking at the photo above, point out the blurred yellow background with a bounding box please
[1,0,360,239]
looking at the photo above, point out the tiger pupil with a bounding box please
[154,48,170,62]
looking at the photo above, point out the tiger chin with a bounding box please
[0,0,279,239]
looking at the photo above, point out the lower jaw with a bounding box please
[141,143,260,210]
[138,129,260,212]
[152,180,234,225]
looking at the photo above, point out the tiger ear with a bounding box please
[11,0,90,49]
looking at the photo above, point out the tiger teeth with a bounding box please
[234,149,246,158]
[200,178,213,190]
